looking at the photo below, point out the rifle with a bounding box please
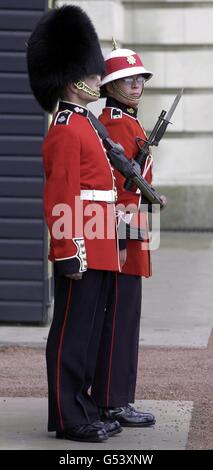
[88,112,165,207]
[103,137,164,207]
[124,89,183,191]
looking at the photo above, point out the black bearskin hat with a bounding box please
[27,5,105,113]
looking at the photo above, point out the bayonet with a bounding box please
[124,89,184,190]
[165,88,183,123]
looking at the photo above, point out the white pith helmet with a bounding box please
[101,43,153,86]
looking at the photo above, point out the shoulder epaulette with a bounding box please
[111,108,122,119]
[54,110,73,126]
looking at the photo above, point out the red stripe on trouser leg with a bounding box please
[56,280,72,430]
[106,273,118,407]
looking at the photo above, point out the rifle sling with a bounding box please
[88,110,110,142]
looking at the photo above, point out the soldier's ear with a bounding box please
[106,82,114,95]
[69,83,78,94]
[66,83,79,98]
[61,83,78,101]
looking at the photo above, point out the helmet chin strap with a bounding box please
[74,80,100,98]
[112,80,143,102]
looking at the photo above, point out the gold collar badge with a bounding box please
[127,108,135,114]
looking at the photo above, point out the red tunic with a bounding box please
[42,103,120,273]
[99,105,152,277]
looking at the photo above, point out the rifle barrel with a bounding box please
[149,110,167,145]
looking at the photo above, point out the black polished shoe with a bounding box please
[94,419,122,437]
[56,423,108,442]
[100,404,156,427]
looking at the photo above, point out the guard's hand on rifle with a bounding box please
[66,272,83,280]
[160,195,167,210]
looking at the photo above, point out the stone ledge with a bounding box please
[155,185,213,230]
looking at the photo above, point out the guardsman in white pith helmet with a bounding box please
[91,41,166,427]
[27,8,124,443]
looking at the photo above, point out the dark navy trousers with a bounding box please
[46,266,113,431]
[91,273,142,407]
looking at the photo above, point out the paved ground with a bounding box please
[0,397,192,450]
[0,232,212,450]
[141,232,213,348]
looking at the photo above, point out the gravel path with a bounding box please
[0,331,213,450]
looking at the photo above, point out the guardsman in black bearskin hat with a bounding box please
[27,6,122,442]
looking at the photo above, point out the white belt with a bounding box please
[80,189,117,203]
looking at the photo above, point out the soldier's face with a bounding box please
[66,75,101,107]
[79,74,102,103]
[108,74,145,107]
